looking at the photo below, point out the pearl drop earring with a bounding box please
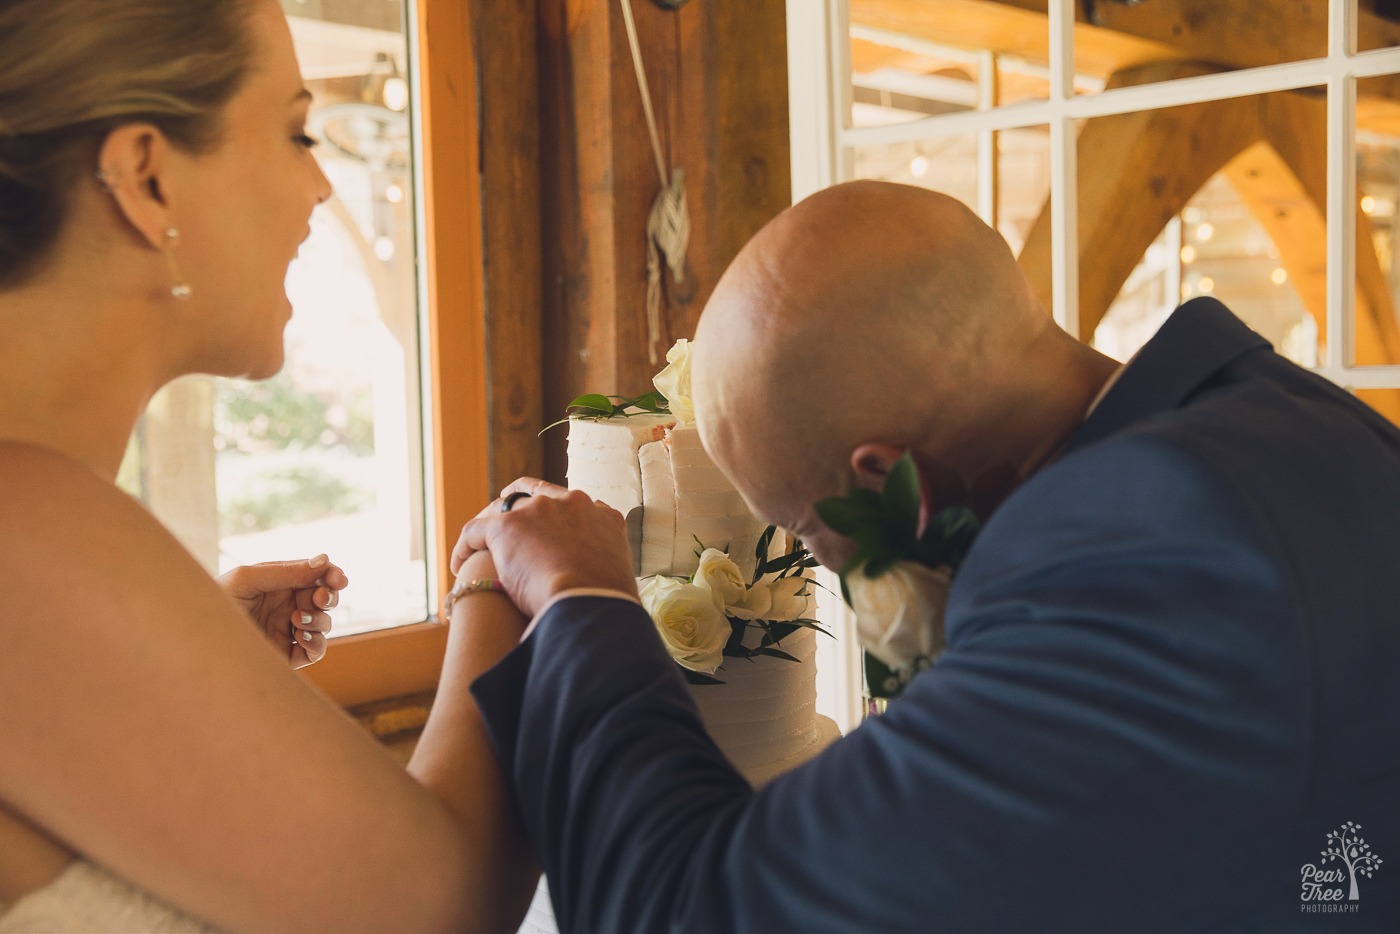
[164,227,192,300]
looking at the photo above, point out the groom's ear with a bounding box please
[849,443,905,489]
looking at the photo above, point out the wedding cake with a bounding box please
[566,411,839,784]
[516,340,839,934]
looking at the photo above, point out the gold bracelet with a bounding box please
[442,577,507,618]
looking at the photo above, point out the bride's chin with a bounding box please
[243,346,288,382]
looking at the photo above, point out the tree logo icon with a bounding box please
[1320,822,1383,901]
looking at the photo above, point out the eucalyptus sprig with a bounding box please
[540,390,671,435]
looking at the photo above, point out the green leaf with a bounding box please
[882,452,921,546]
[790,618,835,637]
[813,497,861,536]
[865,553,900,578]
[628,390,669,413]
[752,647,799,663]
[722,619,748,655]
[864,653,906,699]
[836,553,866,581]
[762,621,798,644]
[753,525,777,581]
[918,505,981,568]
[568,393,614,415]
[538,416,572,436]
[757,551,808,577]
[814,490,883,536]
[682,669,726,685]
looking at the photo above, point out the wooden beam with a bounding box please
[848,0,1400,123]
[1019,62,1253,334]
[474,0,545,490]
[848,0,1177,78]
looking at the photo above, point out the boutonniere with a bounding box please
[815,452,979,700]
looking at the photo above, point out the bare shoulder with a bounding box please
[0,441,200,616]
[0,440,140,519]
[0,439,108,488]
[0,440,476,932]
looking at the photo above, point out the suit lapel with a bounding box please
[1063,297,1271,457]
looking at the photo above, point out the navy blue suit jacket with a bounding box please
[474,299,1400,932]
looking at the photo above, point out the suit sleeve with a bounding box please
[472,435,1310,934]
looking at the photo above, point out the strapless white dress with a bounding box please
[0,860,216,933]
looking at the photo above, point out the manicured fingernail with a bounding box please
[300,612,313,626]
[309,554,328,568]
[300,631,313,642]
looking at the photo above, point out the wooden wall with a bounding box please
[473,0,792,487]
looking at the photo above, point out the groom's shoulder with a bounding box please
[968,378,1400,595]
[989,427,1264,550]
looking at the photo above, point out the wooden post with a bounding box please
[474,0,546,491]
[536,0,792,483]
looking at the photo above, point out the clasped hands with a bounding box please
[219,554,348,669]
[215,478,630,668]
[450,478,638,619]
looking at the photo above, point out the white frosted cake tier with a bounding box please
[567,417,770,579]
[688,626,822,782]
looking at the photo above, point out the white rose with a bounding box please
[639,576,731,674]
[847,561,951,670]
[766,575,812,621]
[726,582,772,621]
[693,548,746,610]
[652,338,695,427]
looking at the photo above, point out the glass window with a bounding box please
[119,0,427,637]
[1087,91,1326,368]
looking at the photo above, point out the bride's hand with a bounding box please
[218,555,348,668]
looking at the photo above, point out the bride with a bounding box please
[0,0,534,930]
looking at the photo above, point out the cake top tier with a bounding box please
[567,416,771,580]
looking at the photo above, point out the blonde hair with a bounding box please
[0,0,257,286]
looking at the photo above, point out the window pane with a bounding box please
[846,1,1049,129]
[853,134,980,208]
[850,124,1049,256]
[1358,0,1400,53]
[1353,74,1400,412]
[1082,91,1325,367]
[119,0,427,637]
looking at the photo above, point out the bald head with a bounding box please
[693,181,1110,566]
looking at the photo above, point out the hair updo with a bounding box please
[0,0,257,287]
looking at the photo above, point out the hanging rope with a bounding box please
[619,0,691,364]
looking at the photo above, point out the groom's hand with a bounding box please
[451,478,638,618]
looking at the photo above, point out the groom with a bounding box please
[456,181,1400,932]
